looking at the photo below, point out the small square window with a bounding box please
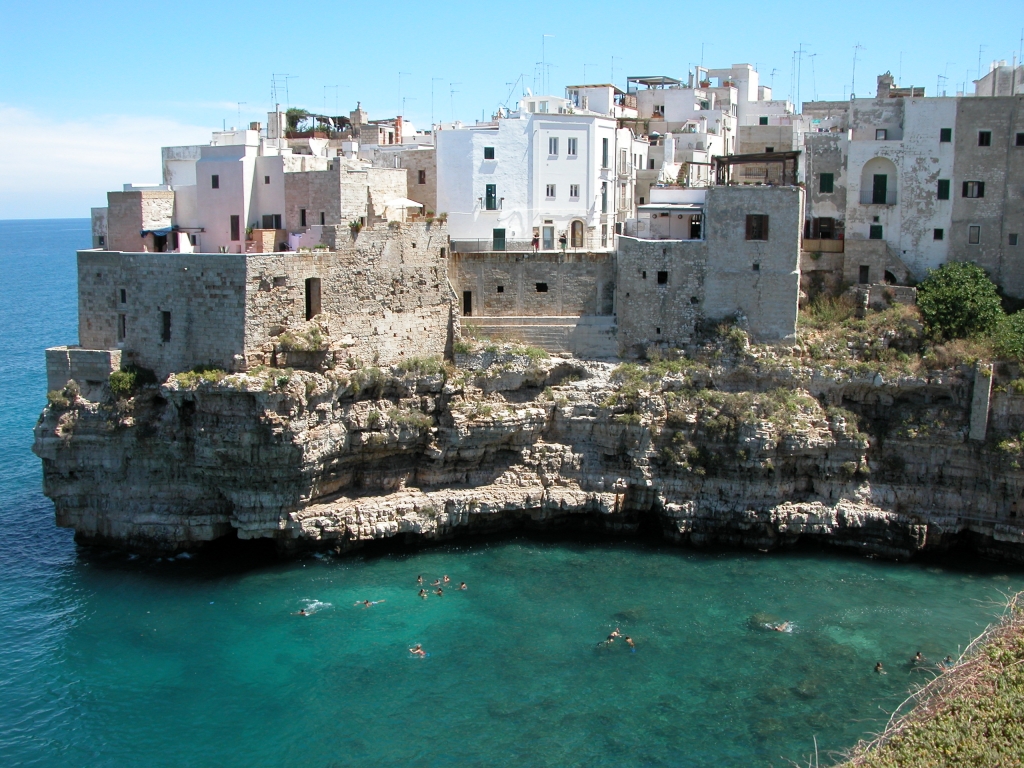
[934,228,944,241]
[765,146,774,153]
[963,181,985,198]
[497,285,505,293]
[745,214,768,241]
[1009,234,1019,246]
[759,116,768,126]
[484,146,495,160]
[657,271,668,284]
[211,174,219,189]
[752,262,760,272]
[535,282,548,293]
[869,225,883,240]
[570,184,580,198]
[546,184,556,198]
[548,137,559,155]
[1017,133,1024,147]
[819,173,834,193]
[567,138,577,156]
[969,225,981,244]
[978,131,992,146]
[264,175,270,184]
[939,128,952,142]
[875,129,887,140]
[656,327,661,334]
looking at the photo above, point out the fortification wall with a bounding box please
[448,251,615,318]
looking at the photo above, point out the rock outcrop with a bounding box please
[32,349,1024,561]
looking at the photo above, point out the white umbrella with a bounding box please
[384,197,424,209]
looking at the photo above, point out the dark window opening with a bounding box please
[869,224,883,240]
[649,159,655,169]
[969,225,981,245]
[98,235,106,248]
[639,196,645,205]
[978,131,992,146]
[963,181,985,198]
[819,173,834,193]
[462,291,472,316]
[305,277,321,320]
[745,214,768,241]
[691,215,702,239]
[1017,133,1024,147]
[418,170,426,184]
[690,296,699,304]
[320,212,325,226]
[119,288,126,303]
[859,265,870,284]
[642,270,647,279]
[937,179,950,200]
[1010,234,1019,246]
[872,174,888,204]
[496,285,504,293]
[211,174,219,189]
[229,215,240,242]
[535,282,548,293]
[602,138,609,168]
[492,228,506,251]
[153,234,167,252]
[934,228,944,240]
[161,311,171,342]
[300,209,307,227]
[656,327,661,334]
[657,271,668,284]
[752,262,760,272]
[885,270,897,284]
[765,146,774,153]
[759,116,768,125]
[940,128,952,142]
[117,313,126,341]
[484,146,495,160]
[264,175,270,184]
[485,184,497,210]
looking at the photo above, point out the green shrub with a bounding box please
[351,366,385,398]
[176,366,228,388]
[277,327,325,351]
[453,339,473,355]
[917,262,1003,341]
[992,311,1024,361]
[47,389,71,409]
[388,408,433,430]
[366,410,382,429]
[397,355,444,376]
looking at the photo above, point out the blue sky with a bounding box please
[1,0,1021,218]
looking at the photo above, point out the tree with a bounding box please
[916,262,1003,340]
[285,108,310,133]
[992,311,1024,361]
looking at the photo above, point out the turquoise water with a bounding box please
[2,220,1024,767]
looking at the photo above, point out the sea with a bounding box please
[2,218,1023,767]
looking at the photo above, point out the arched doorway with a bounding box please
[570,220,584,248]
[859,157,898,205]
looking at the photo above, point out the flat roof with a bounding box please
[627,76,683,88]
[564,83,626,95]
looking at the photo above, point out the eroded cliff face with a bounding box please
[32,348,1024,561]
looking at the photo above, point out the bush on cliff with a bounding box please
[916,262,1003,341]
[991,311,1024,362]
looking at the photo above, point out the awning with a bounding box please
[384,197,424,209]
[140,226,176,237]
[638,204,703,212]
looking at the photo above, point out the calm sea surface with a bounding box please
[2,218,1023,767]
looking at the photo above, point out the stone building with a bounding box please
[47,222,453,389]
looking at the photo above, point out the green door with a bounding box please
[492,228,506,251]
[872,174,888,204]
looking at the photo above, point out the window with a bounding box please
[462,291,472,316]
[602,138,609,168]
[819,173,834,194]
[484,146,495,160]
[546,184,556,199]
[1009,234,1019,246]
[117,314,126,341]
[119,288,126,304]
[211,174,219,189]
[230,215,240,241]
[548,137,558,155]
[978,131,992,146]
[1017,133,1024,147]
[657,271,668,284]
[759,116,768,126]
[963,181,985,198]
[535,282,548,293]
[934,228,944,240]
[859,265,870,284]
[98,235,105,248]
[875,129,887,140]
[936,179,950,200]
[320,212,325,226]
[745,214,768,241]
[639,196,645,205]
[765,146,774,153]
[567,137,577,156]
[752,262,760,272]
[305,278,321,320]
[418,170,426,184]
[300,209,307,227]
[485,184,497,210]
[496,285,504,293]
[648,158,655,170]
[871,174,889,204]
[264,175,270,184]
[601,224,608,247]
[940,128,952,143]
[569,184,579,198]
[601,182,608,213]
[869,225,883,240]
[539,101,549,113]
[969,225,981,244]
[161,311,171,343]
[620,148,627,171]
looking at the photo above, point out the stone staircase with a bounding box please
[468,315,619,358]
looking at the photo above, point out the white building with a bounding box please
[436,93,646,251]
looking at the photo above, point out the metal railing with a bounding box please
[451,238,535,253]
[860,190,898,205]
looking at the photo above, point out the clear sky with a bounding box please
[1,0,1021,219]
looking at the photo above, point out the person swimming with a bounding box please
[435,588,444,596]
[912,651,925,664]
[431,579,441,587]
[419,589,428,599]
[459,582,467,590]
[417,575,424,585]
[943,655,954,667]
[355,600,385,608]
[294,609,307,616]
[602,628,621,645]
[409,644,426,657]
[625,636,635,650]
[772,622,790,632]
[875,662,886,675]
[443,575,451,584]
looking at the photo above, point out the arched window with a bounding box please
[859,157,897,205]
[570,220,585,248]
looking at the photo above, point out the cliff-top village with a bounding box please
[47,59,1024,395]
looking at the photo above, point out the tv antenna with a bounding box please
[450,82,461,122]
[851,43,865,98]
[542,34,554,94]
[611,55,622,85]
[431,77,444,127]
[237,102,246,127]
[324,85,339,114]
[808,53,818,102]
[398,71,411,115]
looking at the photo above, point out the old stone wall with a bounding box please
[702,185,802,341]
[243,222,451,367]
[803,132,848,227]
[615,237,706,356]
[448,252,615,318]
[284,166,368,231]
[106,190,174,252]
[77,250,249,377]
[398,149,437,214]
[951,97,1024,295]
[737,125,797,154]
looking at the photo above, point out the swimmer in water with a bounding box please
[602,628,621,645]
[773,622,790,632]
[431,579,441,587]
[435,588,444,597]
[443,575,451,584]
[912,651,924,664]
[875,662,886,675]
[294,609,307,616]
[459,582,467,590]
[943,655,954,667]
[625,636,635,650]
[355,600,385,608]
[419,589,428,599]
[417,575,424,585]
[410,644,426,657]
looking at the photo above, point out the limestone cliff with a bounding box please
[32,345,1024,561]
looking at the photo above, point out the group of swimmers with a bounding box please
[416,574,467,600]
[874,652,956,675]
[598,627,636,651]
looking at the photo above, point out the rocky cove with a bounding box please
[32,322,1024,563]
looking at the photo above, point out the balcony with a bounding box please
[859,190,897,206]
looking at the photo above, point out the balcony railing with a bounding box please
[860,190,897,205]
[451,238,535,253]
